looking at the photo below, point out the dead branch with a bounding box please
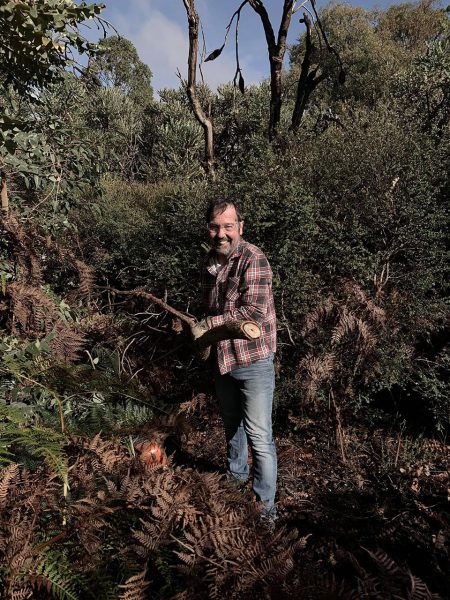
[248,0,294,140]
[182,0,215,178]
[290,13,327,131]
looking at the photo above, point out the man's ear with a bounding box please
[239,221,244,235]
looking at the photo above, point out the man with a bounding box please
[198,198,277,521]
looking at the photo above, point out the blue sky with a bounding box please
[92,0,397,93]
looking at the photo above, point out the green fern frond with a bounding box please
[33,555,79,600]
[0,404,68,483]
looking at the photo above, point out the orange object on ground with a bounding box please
[136,441,167,465]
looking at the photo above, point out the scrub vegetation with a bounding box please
[0,0,448,598]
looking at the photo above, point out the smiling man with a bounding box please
[200,198,277,523]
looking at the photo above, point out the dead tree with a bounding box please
[181,0,215,178]
[199,0,344,140]
[290,13,327,131]
[248,0,294,140]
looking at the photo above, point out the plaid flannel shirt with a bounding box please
[201,240,277,375]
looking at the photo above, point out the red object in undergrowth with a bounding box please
[137,441,167,465]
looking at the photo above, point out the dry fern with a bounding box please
[118,569,150,600]
[7,282,86,362]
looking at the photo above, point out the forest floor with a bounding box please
[161,391,449,598]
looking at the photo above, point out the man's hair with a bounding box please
[205,198,244,223]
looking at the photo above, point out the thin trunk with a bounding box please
[182,0,215,178]
[291,14,327,131]
[249,0,294,140]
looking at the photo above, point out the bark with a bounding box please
[248,0,294,140]
[195,319,261,362]
[182,0,215,178]
[290,13,327,131]
[196,319,260,349]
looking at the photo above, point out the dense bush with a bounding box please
[77,90,448,429]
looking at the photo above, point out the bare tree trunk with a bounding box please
[249,0,293,140]
[182,0,215,178]
[291,13,327,131]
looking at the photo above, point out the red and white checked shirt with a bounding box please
[201,240,277,374]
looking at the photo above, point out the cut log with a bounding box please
[195,319,261,361]
[196,319,261,349]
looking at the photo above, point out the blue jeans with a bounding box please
[214,355,277,513]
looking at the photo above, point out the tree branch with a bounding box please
[291,13,315,131]
[277,0,294,55]
[181,0,215,178]
[249,0,294,140]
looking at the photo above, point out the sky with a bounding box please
[87,0,398,94]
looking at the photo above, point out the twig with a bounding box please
[1,172,9,216]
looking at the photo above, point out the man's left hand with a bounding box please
[190,318,211,341]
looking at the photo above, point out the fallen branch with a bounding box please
[99,286,261,357]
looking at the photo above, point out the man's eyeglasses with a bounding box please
[207,222,239,233]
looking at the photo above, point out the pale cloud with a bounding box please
[108,3,265,94]
[111,8,188,91]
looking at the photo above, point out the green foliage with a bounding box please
[288,1,449,109]
[0,0,106,226]
[395,37,450,136]
[94,35,153,107]
[0,0,104,95]
[377,0,449,50]
[33,553,80,600]
[74,35,157,180]
[1,80,104,226]
[0,402,68,483]
[76,177,209,301]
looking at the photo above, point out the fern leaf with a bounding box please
[0,462,20,508]
[33,556,79,600]
[118,569,149,600]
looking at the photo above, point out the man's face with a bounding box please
[208,204,243,259]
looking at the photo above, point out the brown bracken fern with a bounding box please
[1,214,96,362]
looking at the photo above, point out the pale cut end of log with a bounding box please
[241,321,260,339]
[195,320,261,361]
